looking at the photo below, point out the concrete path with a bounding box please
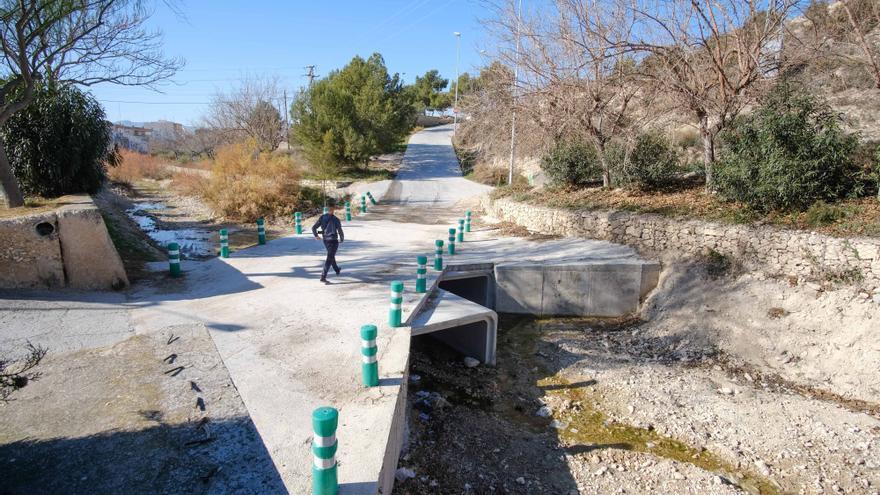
[0,125,646,494]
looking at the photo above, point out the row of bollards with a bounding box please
[166,192,382,276]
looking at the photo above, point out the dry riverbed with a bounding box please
[395,310,879,494]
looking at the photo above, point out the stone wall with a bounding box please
[481,196,880,289]
[1,195,129,290]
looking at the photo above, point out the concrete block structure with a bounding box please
[0,195,128,290]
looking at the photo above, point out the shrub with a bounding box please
[107,150,169,184]
[202,140,302,221]
[540,139,602,187]
[170,171,208,197]
[714,81,859,212]
[1,82,119,197]
[804,200,851,227]
[613,133,681,191]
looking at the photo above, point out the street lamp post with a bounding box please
[453,31,461,137]
[509,0,522,186]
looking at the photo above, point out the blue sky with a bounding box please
[90,0,492,125]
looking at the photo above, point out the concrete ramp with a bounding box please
[410,289,498,366]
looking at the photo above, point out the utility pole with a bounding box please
[304,65,319,87]
[282,89,290,144]
[453,31,461,137]
[509,0,522,186]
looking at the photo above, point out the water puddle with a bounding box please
[125,201,215,258]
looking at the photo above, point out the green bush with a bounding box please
[613,133,681,191]
[540,139,602,187]
[1,82,118,197]
[714,82,859,212]
[804,200,850,227]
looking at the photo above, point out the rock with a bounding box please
[463,357,480,368]
[550,419,569,429]
[718,387,735,395]
[409,374,421,383]
[627,405,635,414]
[516,477,526,485]
[754,459,771,476]
[873,293,880,304]
[395,467,416,481]
[806,282,822,292]
[594,466,608,476]
[536,406,552,417]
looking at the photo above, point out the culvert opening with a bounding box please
[438,274,494,309]
[35,222,55,237]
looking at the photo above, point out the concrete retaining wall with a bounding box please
[495,261,660,316]
[0,195,128,290]
[482,196,880,289]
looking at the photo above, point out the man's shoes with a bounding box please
[320,277,328,284]
[335,267,341,276]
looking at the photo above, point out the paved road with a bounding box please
[387,125,491,206]
[0,125,640,494]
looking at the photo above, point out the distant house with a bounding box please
[111,124,152,153]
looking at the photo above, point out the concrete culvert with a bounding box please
[34,221,55,237]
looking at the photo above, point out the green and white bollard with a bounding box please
[168,242,181,277]
[447,228,456,255]
[457,219,465,243]
[257,218,266,245]
[434,240,444,270]
[367,191,377,205]
[311,406,339,495]
[323,206,329,215]
[360,195,367,214]
[295,212,303,235]
[360,324,379,387]
[389,281,404,328]
[465,210,472,232]
[416,255,427,293]
[219,229,229,258]
[344,202,352,222]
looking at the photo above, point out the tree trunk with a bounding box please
[0,141,24,208]
[597,143,611,188]
[699,116,716,190]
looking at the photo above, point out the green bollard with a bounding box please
[360,324,379,387]
[465,210,472,233]
[295,212,303,235]
[219,229,229,258]
[389,281,404,327]
[416,255,427,293]
[367,191,378,205]
[360,195,367,214]
[323,206,329,215]
[457,219,465,243]
[168,242,181,277]
[257,218,266,245]
[434,240,444,270]
[311,407,339,495]
[344,202,352,222]
[447,228,456,255]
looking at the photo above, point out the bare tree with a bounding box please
[0,0,183,207]
[616,0,798,187]
[203,76,284,152]
[802,0,880,89]
[485,0,650,187]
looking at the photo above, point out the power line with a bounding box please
[303,65,319,87]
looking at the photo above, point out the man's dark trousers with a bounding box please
[322,240,340,279]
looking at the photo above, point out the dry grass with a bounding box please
[170,171,208,197]
[107,150,169,184]
[202,141,302,222]
[499,184,880,238]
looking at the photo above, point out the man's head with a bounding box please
[326,199,336,215]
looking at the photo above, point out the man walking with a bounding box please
[312,200,344,284]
